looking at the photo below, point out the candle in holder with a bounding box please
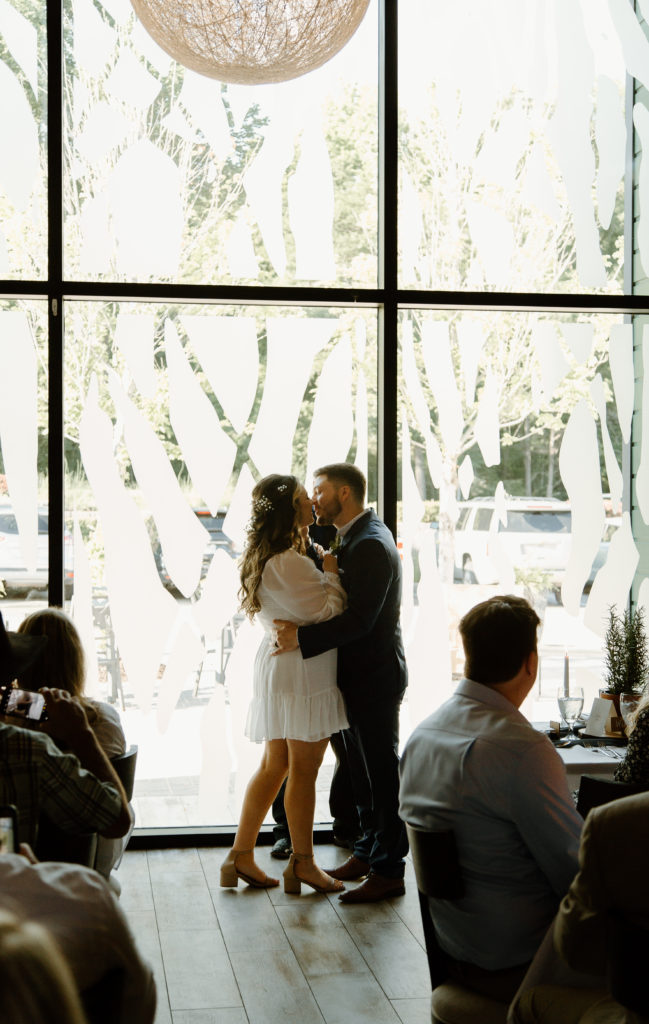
[563,653,569,697]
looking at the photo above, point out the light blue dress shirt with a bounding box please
[399,678,583,970]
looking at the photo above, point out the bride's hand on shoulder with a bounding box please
[322,552,338,574]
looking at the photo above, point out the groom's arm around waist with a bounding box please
[298,537,399,659]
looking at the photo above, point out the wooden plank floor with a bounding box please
[117,844,432,1024]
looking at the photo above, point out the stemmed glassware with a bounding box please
[557,686,584,734]
[620,693,642,734]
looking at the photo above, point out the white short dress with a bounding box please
[245,548,349,743]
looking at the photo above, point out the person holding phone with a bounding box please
[0,611,131,849]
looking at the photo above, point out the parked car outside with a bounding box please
[0,501,73,597]
[453,496,618,595]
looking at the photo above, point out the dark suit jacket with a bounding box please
[298,510,407,714]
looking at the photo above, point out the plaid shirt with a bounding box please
[0,722,122,845]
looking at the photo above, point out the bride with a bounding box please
[220,473,348,894]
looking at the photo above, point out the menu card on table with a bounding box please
[585,697,623,737]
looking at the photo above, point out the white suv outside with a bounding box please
[454,496,572,586]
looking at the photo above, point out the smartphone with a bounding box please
[0,805,18,853]
[0,686,48,723]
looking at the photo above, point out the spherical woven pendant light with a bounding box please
[129,0,371,85]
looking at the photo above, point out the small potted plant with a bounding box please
[603,604,649,718]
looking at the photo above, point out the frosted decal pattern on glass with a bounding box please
[306,336,354,484]
[75,103,131,165]
[609,0,649,92]
[105,50,161,110]
[589,374,623,513]
[114,313,156,399]
[109,371,208,598]
[399,309,625,713]
[166,321,237,514]
[474,370,500,468]
[71,519,100,698]
[399,0,629,293]
[560,323,594,366]
[0,311,38,570]
[0,62,39,212]
[79,376,178,709]
[156,620,204,733]
[288,114,336,281]
[0,0,37,92]
[108,141,183,278]
[559,399,605,614]
[181,316,258,435]
[608,324,633,445]
[584,513,639,636]
[421,321,463,455]
[401,320,443,487]
[633,102,649,280]
[532,322,569,399]
[637,331,649,526]
[248,317,334,475]
[595,75,626,231]
[65,0,377,285]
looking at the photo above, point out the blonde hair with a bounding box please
[238,474,305,619]
[16,609,97,726]
[0,909,88,1024]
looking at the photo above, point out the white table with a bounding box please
[556,743,624,792]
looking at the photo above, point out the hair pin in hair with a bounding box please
[276,484,288,492]
[253,495,273,514]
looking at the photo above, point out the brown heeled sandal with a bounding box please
[283,853,345,895]
[220,849,279,889]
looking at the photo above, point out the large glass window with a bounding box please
[0,0,47,279]
[399,0,627,293]
[64,301,376,827]
[63,0,378,286]
[398,309,630,728]
[3,0,649,834]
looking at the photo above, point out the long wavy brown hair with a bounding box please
[238,474,306,619]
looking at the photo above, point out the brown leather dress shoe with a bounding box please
[326,855,370,881]
[337,872,405,903]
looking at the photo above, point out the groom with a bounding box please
[274,463,408,902]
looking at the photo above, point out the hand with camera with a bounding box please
[37,687,90,745]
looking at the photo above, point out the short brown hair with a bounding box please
[314,463,366,504]
[459,595,540,685]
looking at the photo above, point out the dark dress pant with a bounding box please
[271,733,360,841]
[342,697,408,879]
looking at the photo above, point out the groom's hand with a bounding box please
[272,620,298,654]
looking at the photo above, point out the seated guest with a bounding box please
[17,608,126,759]
[0,611,131,848]
[0,907,87,1024]
[0,846,156,1024]
[614,690,649,786]
[509,790,649,1023]
[399,595,583,1002]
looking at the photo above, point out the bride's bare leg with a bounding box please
[231,739,288,881]
[285,738,338,888]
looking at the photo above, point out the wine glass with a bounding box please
[620,693,641,734]
[557,686,584,734]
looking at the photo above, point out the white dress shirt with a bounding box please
[399,677,582,970]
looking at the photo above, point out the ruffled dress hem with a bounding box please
[245,689,349,744]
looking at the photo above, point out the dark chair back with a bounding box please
[406,823,464,989]
[111,745,138,801]
[34,816,98,867]
[405,823,508,1022]
[607,913,649,1017]
[35,746,137,868]
[576,774,648,818]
